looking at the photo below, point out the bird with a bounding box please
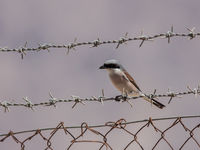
[99,59,165,109]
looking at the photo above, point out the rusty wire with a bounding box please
[0,86,199,112]
[0,27,199,59]
[0,115,200,149]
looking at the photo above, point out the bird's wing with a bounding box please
[123,71,142,91]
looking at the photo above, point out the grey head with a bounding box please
[99,59,125,70]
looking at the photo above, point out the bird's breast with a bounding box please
[108,72,139,95]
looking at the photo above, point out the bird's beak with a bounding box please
[99,65,105,69]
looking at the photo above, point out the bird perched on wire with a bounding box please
[99,59,165,109]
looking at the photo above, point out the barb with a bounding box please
[0,27,200,58]
[1,115,200,149]
[0,86,199,111]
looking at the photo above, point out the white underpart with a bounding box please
[106,68,141,96]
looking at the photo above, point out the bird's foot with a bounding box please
[115,95,128,102]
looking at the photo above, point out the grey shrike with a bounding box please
[99,59,165,109]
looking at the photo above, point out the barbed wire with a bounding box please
[0,85,199,112]
[0,27,199,59]
[1,115,200,150]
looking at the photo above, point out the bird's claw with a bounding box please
[115,95,127,101]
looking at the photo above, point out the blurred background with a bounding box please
[0,0,200,149]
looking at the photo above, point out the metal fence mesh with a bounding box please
[1,116,200,150]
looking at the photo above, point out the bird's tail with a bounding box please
[142,95,165,109]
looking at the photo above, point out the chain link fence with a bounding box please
[1,115,200,150]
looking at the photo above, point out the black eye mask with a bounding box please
[104,63,120,69]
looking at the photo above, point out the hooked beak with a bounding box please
[99,65,105,69]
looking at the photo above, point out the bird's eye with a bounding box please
[111,64,117,68]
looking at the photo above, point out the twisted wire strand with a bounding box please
[0,27,198,59]
[0,86,199,112]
